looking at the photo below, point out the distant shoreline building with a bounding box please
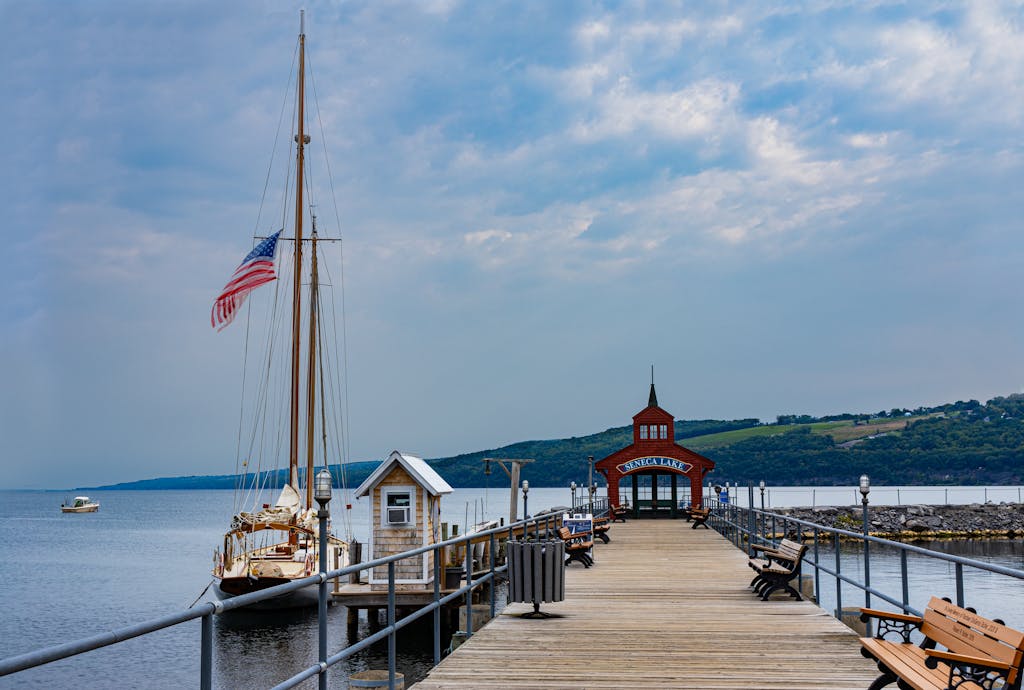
[594,383,715,518]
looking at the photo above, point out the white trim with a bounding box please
[381,485,416,528]
[355,451,453,498]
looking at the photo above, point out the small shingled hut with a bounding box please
[355,450,453,591]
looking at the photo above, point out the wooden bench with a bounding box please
[747,538,807,600]
[748,538,803,576]
[610,504,629,522]
[689,507,711,529]
[859,596,1024,690]
[592,517,611,543]
[557,526,593,567]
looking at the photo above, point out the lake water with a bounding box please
[1,486,1022,689]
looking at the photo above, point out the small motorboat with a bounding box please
[61,496,100,513]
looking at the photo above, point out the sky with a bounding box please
[2,1,1023,489]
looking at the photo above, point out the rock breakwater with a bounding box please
[773,503,1024,539]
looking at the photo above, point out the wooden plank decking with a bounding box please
[411,519,880,689]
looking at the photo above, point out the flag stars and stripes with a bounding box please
[211,230,283,331]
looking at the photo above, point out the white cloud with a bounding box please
[572,77,741,142]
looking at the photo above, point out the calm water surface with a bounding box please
[1,487,1022,688]
[0,488,566,689]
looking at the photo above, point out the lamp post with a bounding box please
[758,480,766,542]
[521,480,529,520]
[587,455,595,512]
[313,469,333,690]
[570,481,577,510]
[859,474,872,633]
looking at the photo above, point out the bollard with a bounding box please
[839,607,867,636]
[348,670,405,690]
[798,575,816,603]
[459,604,492,631]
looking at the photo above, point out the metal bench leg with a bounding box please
[867,672,897,690]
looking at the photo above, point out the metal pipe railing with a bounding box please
[0,511,557,689]
[706,499,1024,621]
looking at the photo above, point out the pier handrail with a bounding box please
[0,511,565,689]
[703,494,1024,631]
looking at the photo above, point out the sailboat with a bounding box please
[210,13,350,609]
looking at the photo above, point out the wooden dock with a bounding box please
[411,519,880,689]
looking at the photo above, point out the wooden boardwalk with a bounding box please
[411,520,880,689]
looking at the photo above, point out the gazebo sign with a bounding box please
[617,456,693,474]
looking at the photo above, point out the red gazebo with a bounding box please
[594,383,715,518]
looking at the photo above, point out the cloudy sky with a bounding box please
[2,1,1022,489]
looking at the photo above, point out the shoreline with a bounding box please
[774,503,1024,540]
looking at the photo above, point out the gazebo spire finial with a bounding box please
[648,365,658,407]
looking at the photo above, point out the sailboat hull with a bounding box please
[213,576,320,610]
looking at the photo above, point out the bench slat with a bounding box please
[921,610,1024,671]
[929,596,1024,648]
[861,639,964,690]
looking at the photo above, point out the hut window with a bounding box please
[382,487,415,526]
[639,425,648,440]
[659,424,668,439]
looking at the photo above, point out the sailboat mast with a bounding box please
[305,227,319,510]
[288,11,308,492]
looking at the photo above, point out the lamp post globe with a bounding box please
[521,479,529,518]
[314,469,333,508]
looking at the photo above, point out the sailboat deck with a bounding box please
[411,520,880,689]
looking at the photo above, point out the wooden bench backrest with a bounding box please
[559,526,587,542]
[771,539,806,562]
[920,596,1024,684]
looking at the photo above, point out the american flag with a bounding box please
[211,230,282,331]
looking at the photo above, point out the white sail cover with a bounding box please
[274,484,302,511]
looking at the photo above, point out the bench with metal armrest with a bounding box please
[688,507,711,529]
[591,517,611,543]
[556,526,593,567]
[859,596,1024,690]
[747,538,806,600]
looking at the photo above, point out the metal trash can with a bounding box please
[506,540,565,618]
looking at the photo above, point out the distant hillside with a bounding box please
[87,394,1024,490]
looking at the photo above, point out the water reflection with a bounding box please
[214,605,436,689]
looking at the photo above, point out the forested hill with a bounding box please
[87,395,1024,490]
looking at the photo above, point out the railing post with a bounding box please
[464,536,474,638]
[900,550,910,614]
[200,612,212,690]
[318,509,329,690]
[834,531,843,619]
[489,533,497,618]
[955,563,965,608]
[388,561,396,690]
[813,527,820,603]
[433,547,441,665]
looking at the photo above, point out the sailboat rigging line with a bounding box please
[188,580,215,609]
[318,250,352,479]
[314,280,354,540]
[238,250,289,513]
[319,292,349,484]
[309,59,354,473]
[252,39,301,243]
